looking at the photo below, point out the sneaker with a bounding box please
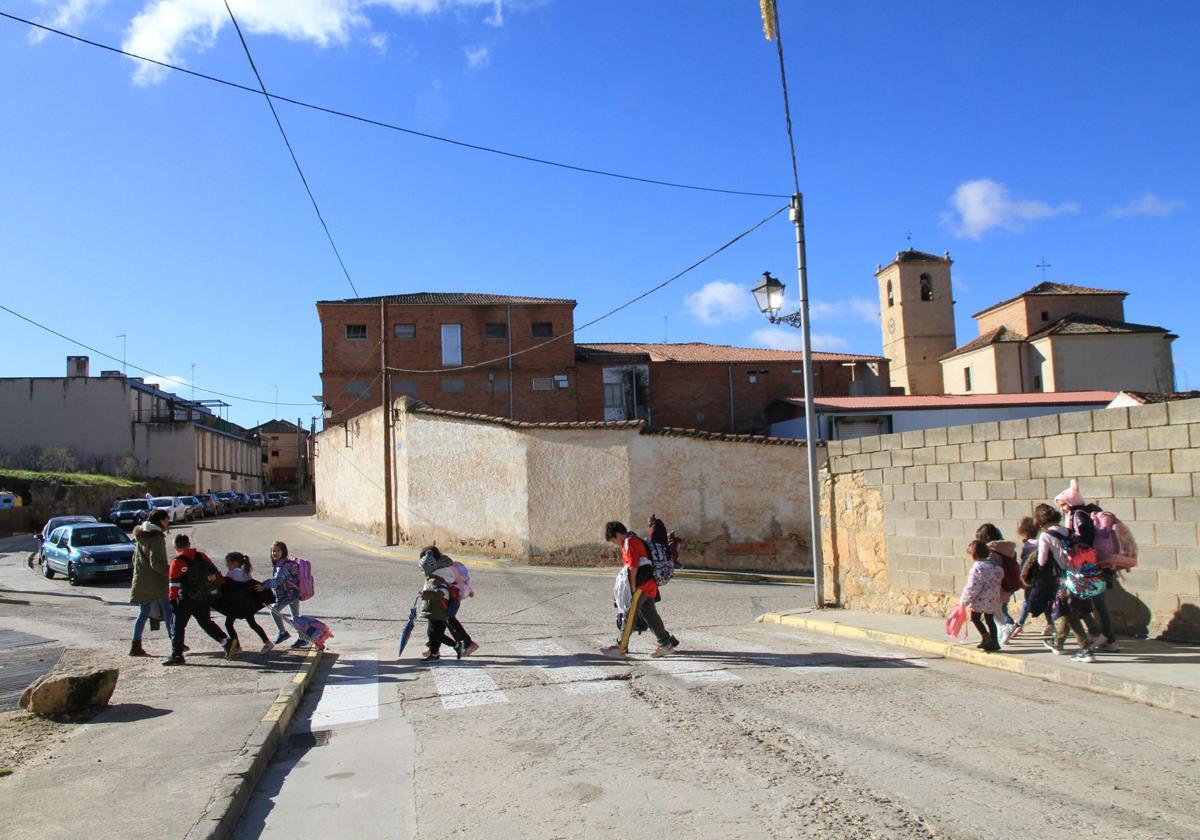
[274,631,291,645]
[223,638,240,659]
[290,638,310,650]
[1009,624,1024,640]
[998,625,1012,646]
[462,642,480,657]
[419,647,432,658]
[1096,640,1122,653]
[454,640,466,660]
[419,651,440,661]
[1072,649,1097,663]
[1085,633,1103,648]
[668,635,680,649]
[162,655,186,666]
[1043,640,1064,655]
[650,644,674,658]
[982,640,1002,653]
[600,645,627,659]
[261,642,274,653]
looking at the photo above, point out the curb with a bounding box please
[184,647,324,840]
[758,612,1200,719]
[302,523,812,586]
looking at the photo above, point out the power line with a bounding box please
[0,302,317,407]
[222,1,358,298]
[0,10,789,201]
[769,3,801,195]
[387,204,789,374]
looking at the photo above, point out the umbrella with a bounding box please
[398,595,420,657]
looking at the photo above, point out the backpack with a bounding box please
[293,557,315,601]
[185,551,222,605]
[292,615,333,649]
[1058,534,1106,599]
[628,533,675,587]
[1091,510,1138,570]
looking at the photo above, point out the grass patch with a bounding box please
[0,469,140,488]
[0,767,11,778]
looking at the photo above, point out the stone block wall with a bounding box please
[821,398,1200,641]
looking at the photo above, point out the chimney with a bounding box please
[67,356,90,378]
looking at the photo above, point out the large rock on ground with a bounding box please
[19,665,118,716]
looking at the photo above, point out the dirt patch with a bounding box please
[0,709,86,776]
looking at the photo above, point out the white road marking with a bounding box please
[627,638,740,684]
[431,662,508,709]
[512,639,620,695]
[310,654,380,730]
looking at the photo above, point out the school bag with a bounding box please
[184,551,223,605]
[1058,534,1106,599]
[627,533,675,587]
[292,615,333,649]
[1090,510,1138,570]
[293,557,315,601]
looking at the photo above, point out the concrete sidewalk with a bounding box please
[0,549,322,840]
[759,608,1200,718]
[304,518,813,585]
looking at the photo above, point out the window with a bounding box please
[1033,375,1042,391]
[271,450,280,457]
[441,324,462,366]
[748,373,758,384]
[394,323,416,340]
[1041,311,1049,322]
[441,378,465,393]
[487,376,509,393]
[345,324,368,340]
[532,377,556,390]
[886,279,894,307]
[344,380,370,398]
[604,382,624,410]
[485,323,507,340]
[532,322,553,338]
[920,273,934,301]
[392,379,418,396]
[963,367,972,392]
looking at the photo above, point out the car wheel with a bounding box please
[43,558,55,579]
[67,563,80,586]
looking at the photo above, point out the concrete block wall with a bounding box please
[823,398,1200,641]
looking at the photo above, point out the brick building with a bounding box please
[318,293,579,424]
[317,295,889,434]
[247,419,311,486]
[574,343,888,434]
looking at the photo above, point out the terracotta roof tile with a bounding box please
[1117,391,1200,404]
[782,391,1118,412]
[972,282,1127,318]
[318,292,575,306]
[940,326,1026,361]
[406,402,810,446]
[575,342,884,363]
[1026,314,1173,340]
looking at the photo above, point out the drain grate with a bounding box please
[288,730,332,750]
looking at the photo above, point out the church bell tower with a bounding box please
[876,248,957,395]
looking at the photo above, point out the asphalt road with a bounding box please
[7,511,1198,838]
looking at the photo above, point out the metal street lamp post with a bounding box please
[751,194,825,609]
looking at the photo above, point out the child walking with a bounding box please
[1033,503,1095,662]
[976,523,1019,632]
[263,541,306,649]
[446,554,479,658]
[960,540,1004,652]
[1004,516,1055,643]
[418,549,459,662]
[221,552,272,654]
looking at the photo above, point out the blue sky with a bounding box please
[2,0,1197,425]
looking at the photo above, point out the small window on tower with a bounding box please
[1041,311,1049,322]
[886,279,894,307]
[920,273,934,301]
[1034,375,1042,391]
[964,367,973,392]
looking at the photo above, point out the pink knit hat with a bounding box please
[1054,478,1085,508]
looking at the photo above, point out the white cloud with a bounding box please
[684,280,757,325]
[1107,192,1184,219]
[368,32,388,52]
[464,44,490,69]
[749,327,849,352]
[119,0,507,84]
[144,374,190,391]
[29,0,108,44]
[941,178,1080,240]
[810,297,878,324]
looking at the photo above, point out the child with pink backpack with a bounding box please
[262,540,316,650]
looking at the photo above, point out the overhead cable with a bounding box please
[0,10,789,200]
[387,204,789,374]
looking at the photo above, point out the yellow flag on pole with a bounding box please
[760,0,777,41]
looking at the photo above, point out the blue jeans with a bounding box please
[133,598,174,642]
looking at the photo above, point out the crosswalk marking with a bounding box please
[629,637,741,684]
[431,662,508,709]
[512,639,620,695]
[311,654,380,729]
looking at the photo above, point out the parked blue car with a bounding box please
[41,523,135,586]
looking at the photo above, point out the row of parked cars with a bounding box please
[33,491,292,585]
[108,491,293,529]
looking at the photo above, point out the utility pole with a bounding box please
[380,299,395,546]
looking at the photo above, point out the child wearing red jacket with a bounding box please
[163,533,235,666]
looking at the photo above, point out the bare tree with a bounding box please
[38,447,79,473]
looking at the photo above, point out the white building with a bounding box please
[0,357,262,491]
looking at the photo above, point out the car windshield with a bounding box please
[116,500,150,511]
[70,526,130,547]
[48,516,94,530]
[151,497,174,506]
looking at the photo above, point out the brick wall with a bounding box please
[821,398,1200,641]
[319,301,578,424]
